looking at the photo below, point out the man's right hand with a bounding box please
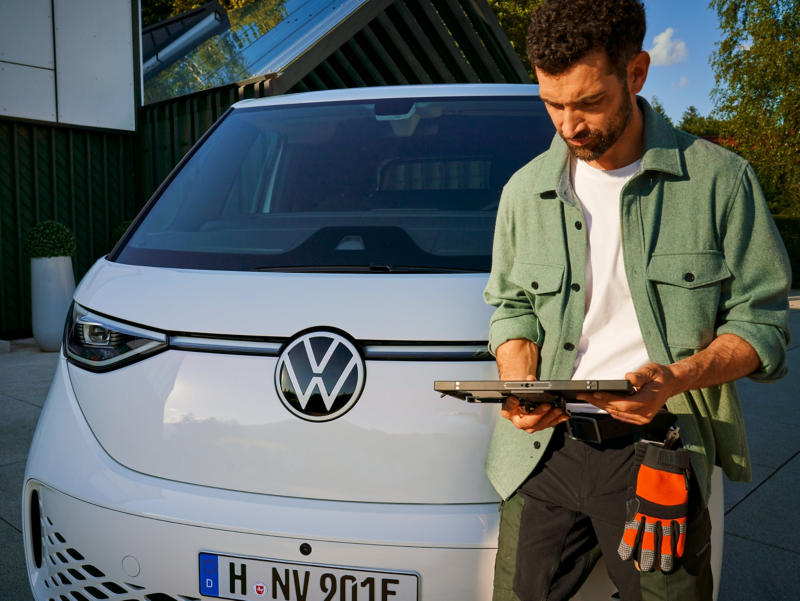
[496,340,569,434]
[501,376,569,434]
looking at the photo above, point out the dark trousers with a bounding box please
[492,424,714,601]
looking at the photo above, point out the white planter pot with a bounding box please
[31,256,76,352]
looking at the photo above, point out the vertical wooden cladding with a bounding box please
[0,119,135,333]
[288,0,531,93]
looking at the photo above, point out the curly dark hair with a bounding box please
[527,0,647,79]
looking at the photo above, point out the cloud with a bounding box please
[671,76,690,89]
[649,28,688,66]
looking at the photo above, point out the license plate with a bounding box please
[199,552,419,601]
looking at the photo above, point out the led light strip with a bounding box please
[168,336,282,355]
[76,313,167,342]
[363,344,490,360]
[70,304,491,362]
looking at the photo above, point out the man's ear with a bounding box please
[629,51,651,95]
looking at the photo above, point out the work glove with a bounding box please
[618,440,691,573]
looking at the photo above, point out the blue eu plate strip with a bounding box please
[199,553,219,597]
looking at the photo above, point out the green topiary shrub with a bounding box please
[23,221,76,259]
[773,215,800,289]
[111,220,133,250]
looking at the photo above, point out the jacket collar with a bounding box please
[531,96,684,197]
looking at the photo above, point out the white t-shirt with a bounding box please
[568,156,650,410]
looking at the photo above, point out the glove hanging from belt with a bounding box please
[618,433,691,573]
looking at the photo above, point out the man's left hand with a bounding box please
[575,363,680,425]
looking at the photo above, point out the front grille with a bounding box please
[30,489,202,601]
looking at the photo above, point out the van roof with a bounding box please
[233,84,541,110]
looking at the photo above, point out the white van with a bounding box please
[23,85,723,601]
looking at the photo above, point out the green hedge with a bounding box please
[773,215,800,289]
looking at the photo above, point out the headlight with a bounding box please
[65,303,167,372]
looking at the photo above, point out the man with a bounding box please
[483,1,791,600]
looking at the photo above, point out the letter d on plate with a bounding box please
[200,553,219,597]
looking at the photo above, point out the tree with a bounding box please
[170,0,262,15]
[680,106,701,126]
[142,0,174,27]
[677,106,723,137]
[486,0,542,80]
[710,0,800,215]
[650,96,674,126]
[141,1,262,27]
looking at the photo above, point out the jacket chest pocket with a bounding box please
[646,251,730,349]
[510,261,565,327]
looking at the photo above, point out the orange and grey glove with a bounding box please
[618,441,691,573]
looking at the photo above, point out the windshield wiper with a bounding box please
[253,264,486,274]
[367,264,486,273]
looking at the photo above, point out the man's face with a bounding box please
[536,51,634,162]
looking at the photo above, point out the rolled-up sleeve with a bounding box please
[716,164,791,382]
[484,188,543,356]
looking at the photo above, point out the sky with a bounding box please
[640,0,723,124]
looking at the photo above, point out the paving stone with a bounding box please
[0,520,33,601]
[0,338,59,409]
[725,454,800,550]
[719,533,800,601]
[738,346,800,426]
[0,397,40,468]
[785,326,800,347]
[723,464,774,513]
[9,339,42,353]
[0,461,27,532]
[3,378,56,408]
[740,414,800,468]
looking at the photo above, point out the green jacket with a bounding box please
[483,97,791,504]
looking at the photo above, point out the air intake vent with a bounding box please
[103,582,127,594]
[30,490,42,568]
[84,585,110,599]
[32,495,209,601]
[82,565,105,578]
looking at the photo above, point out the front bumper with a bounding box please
[25,483,496,601]
[22,357,498,601]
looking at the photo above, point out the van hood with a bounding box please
[75,259,493,341]
[69,259,501,504]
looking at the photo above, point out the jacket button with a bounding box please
[684,273,695,282]
[575,221,583,230]
[564,342,575,351]
[571,283,581,292]
[531,281,539,290]
[534,441,541,450]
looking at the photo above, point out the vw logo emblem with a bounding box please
[275,331,366,422]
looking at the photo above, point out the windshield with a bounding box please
[115,96,554,272]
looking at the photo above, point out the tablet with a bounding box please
[434,380,632,413]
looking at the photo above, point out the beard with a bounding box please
[560,92,634,162]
